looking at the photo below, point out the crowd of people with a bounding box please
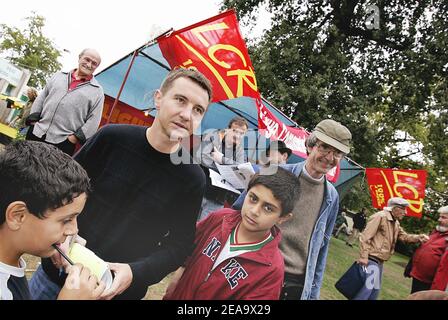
[0,48,446,301]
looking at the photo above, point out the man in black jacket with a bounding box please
[346,208,367,247]
[29,68,213,300]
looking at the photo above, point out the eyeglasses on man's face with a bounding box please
[316,143,345,159]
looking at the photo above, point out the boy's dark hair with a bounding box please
[0,141,91,224]
[160,68,213,102]
[247,167,300,216]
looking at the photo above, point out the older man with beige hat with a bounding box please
[355,197,429,299]
[233,118,353,299]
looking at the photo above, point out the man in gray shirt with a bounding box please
[197,116,248,221]
[26,48,104,155]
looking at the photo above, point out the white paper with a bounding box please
[209,169,241,194]
[215,162,255,190]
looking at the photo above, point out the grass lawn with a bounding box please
[23,236,413,300]
[321,236,412,300]
[146,236,413,300]
[144,236,413,300]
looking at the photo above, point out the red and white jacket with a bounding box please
[164,208,285,300]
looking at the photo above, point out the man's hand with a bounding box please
[99,263,133,300]
[211,147,224,164]
[418,234,429,243]
[58,264,106,300]
[68,134,79,144]
[164,267,185,298]
[356,258,369,266]
[407,290,448,300]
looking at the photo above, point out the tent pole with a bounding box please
[254,129,259,163]
[106,50,139,124]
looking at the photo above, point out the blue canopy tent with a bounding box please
[95,42,364,199]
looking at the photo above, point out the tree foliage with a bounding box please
[222,0,447,232]
[0,12,62,88]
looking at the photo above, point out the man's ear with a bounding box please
[154,89,162,111]
[306,144,314,155]
[278,213,293,225]
[5,201,29,231]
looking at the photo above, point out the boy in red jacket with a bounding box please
[163,167,300,300]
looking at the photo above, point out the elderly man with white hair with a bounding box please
[26,48,104,155]
[355,197,429,300]
[408,205,448,293]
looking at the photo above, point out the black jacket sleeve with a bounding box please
[25,112,41,126]
[73,125,114,180]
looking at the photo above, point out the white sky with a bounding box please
[0,0,245,73]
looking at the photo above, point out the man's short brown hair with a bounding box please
[160,68,213,102]
[228,116,248,129]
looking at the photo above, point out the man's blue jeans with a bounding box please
[353,259,383,300]
[29,265,61,300]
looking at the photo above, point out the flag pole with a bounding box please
[106,50,138,124]
[106,28,175,125]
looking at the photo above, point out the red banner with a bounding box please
[257,100,341,183]
[366,168,427,218]
[100,95,154,128]
[158,10,259,102]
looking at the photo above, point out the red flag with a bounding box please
[366,168,427,218]
[257,100,341,183]
[158,10,259,102]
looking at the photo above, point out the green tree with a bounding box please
[0,12,62,88]
[222,0,448,233]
